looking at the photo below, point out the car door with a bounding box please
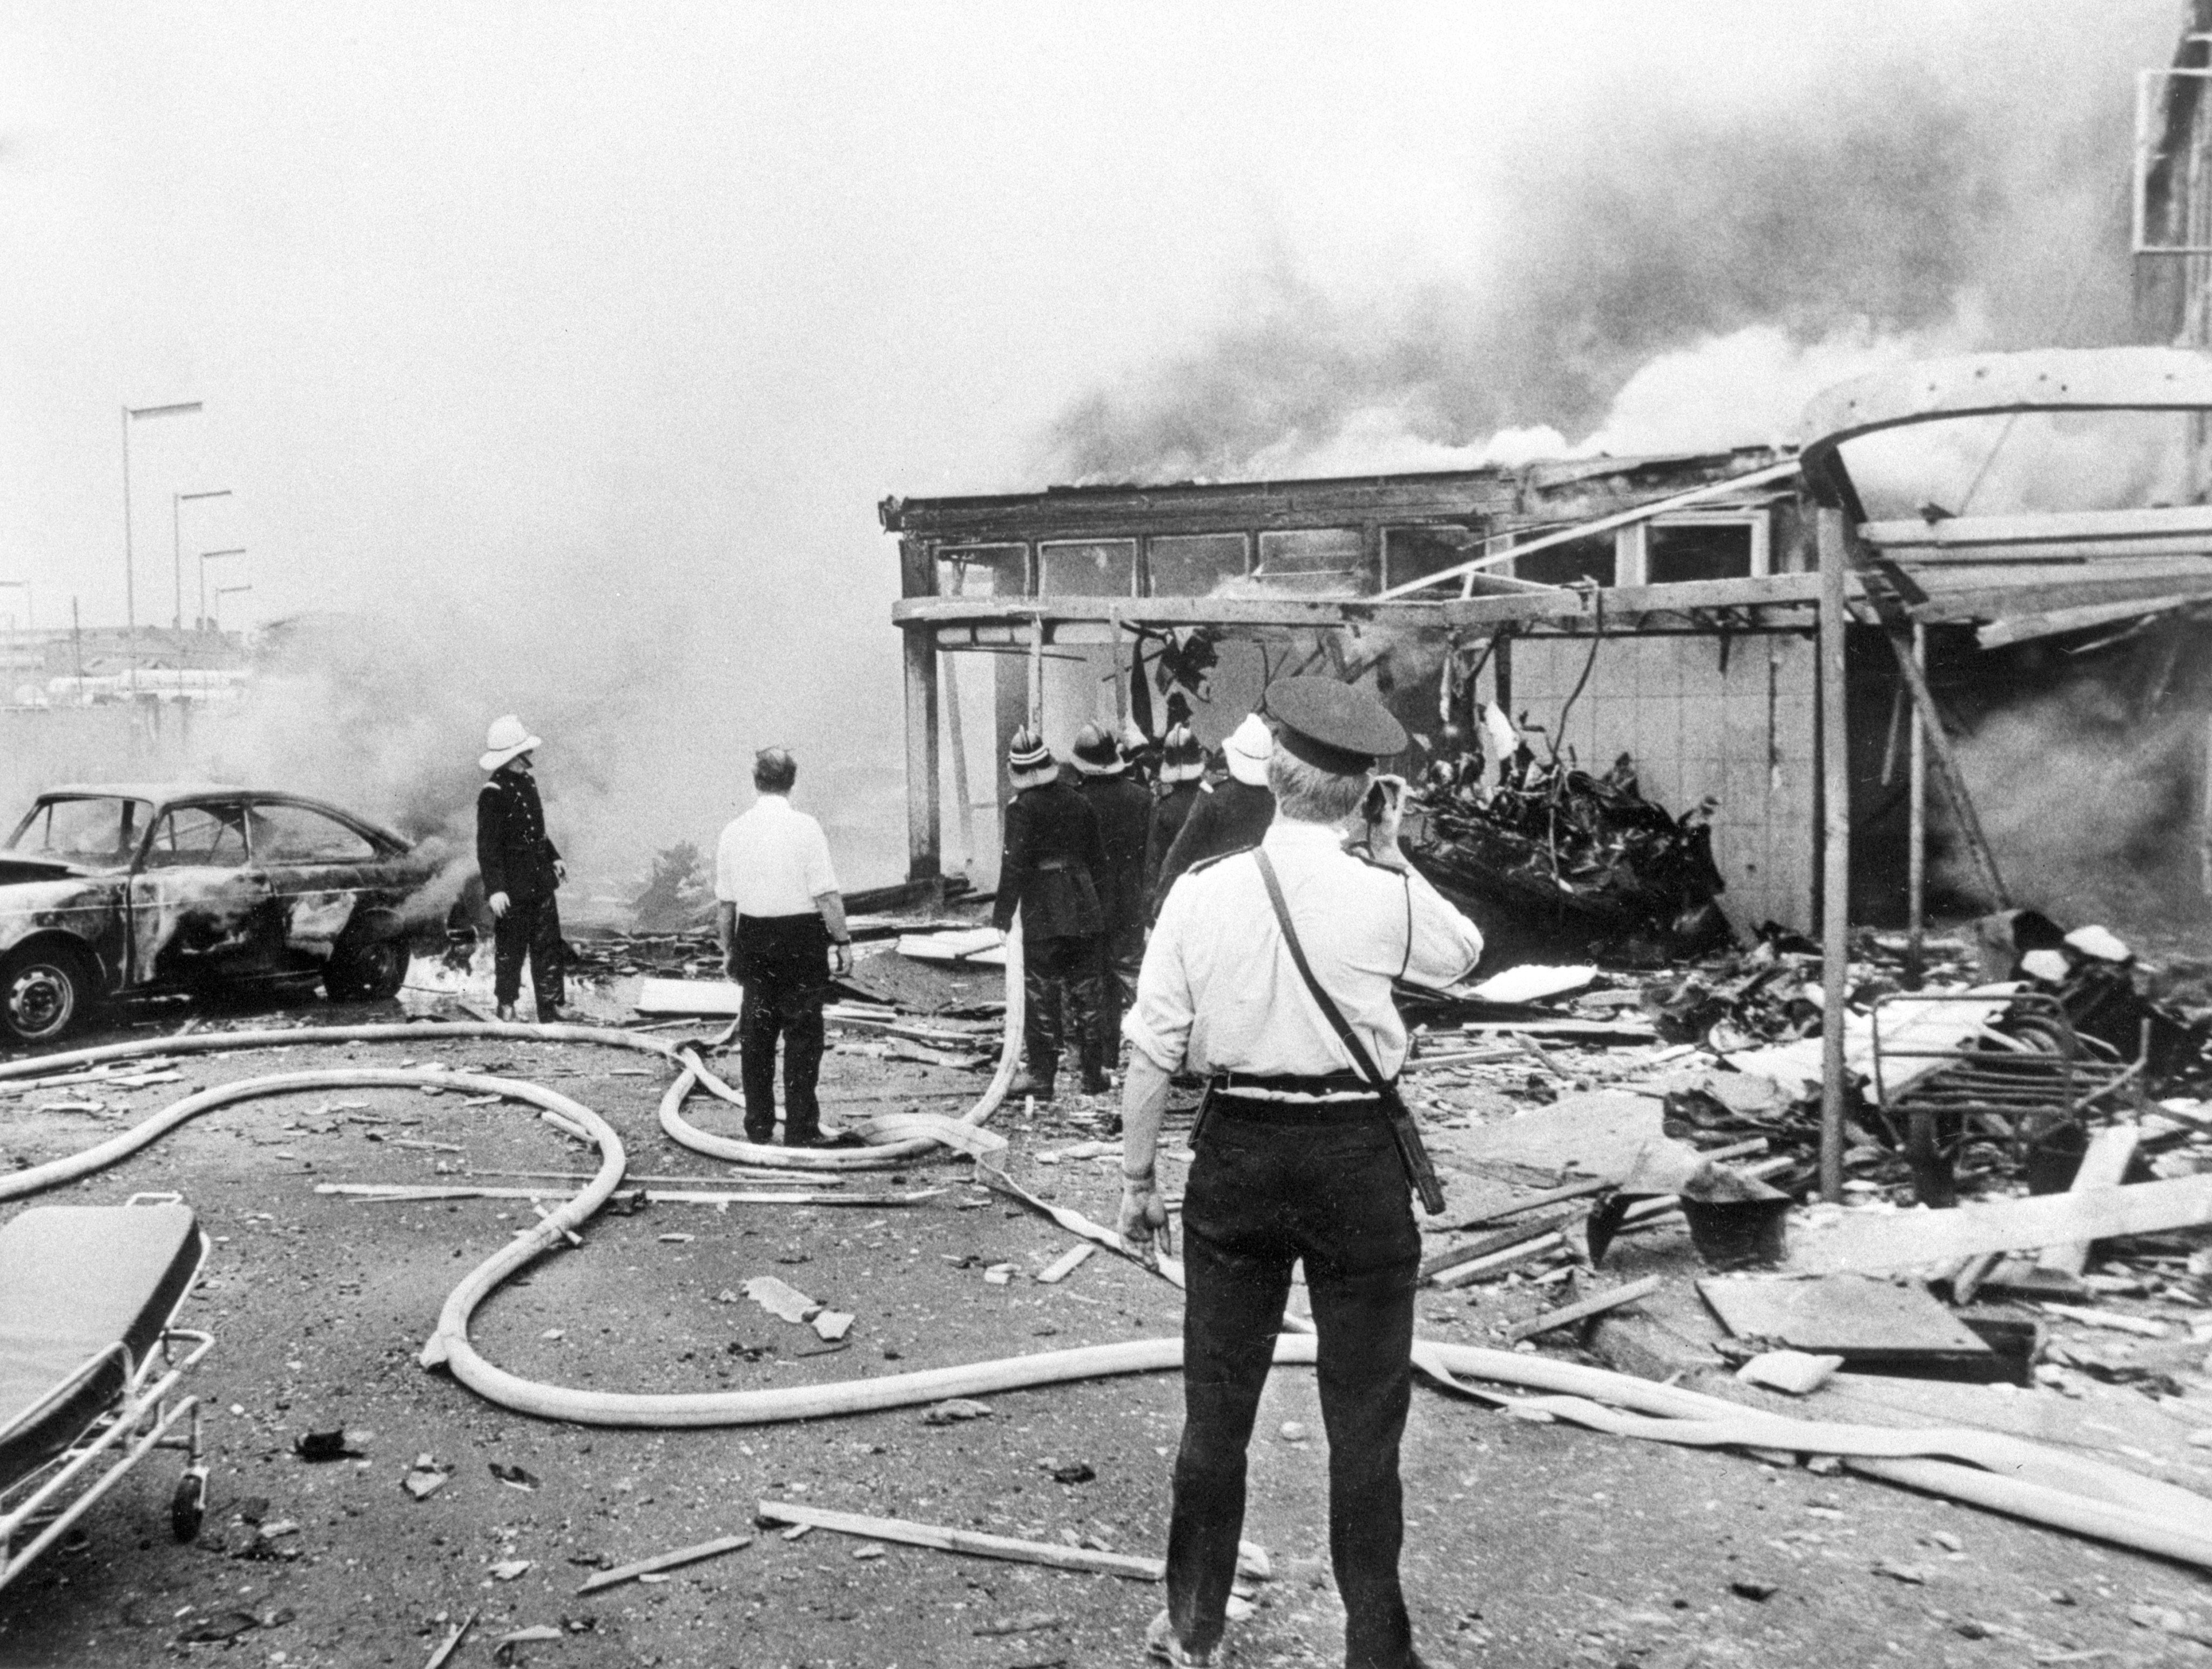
[128,800,284,986]
[246,798,385,974]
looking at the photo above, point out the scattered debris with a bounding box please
[403,1456,451,1500]
[1736,1350,1844,1396]
[921,1398,993,1426]
[812,1310,854,1342]
[1036,1244,1096,1284]
[490,1462,541,1491]
[1503,1275,1662,1342]
[422,1608,479,1669]
[756,1499,1163,1580]
[744,1275,823,1325]
[574,1532,755,1594]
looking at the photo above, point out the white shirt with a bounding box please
[1125,819,1483,1081]
[714,794,839,918]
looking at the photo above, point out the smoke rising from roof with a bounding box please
[1040,40,2144,484]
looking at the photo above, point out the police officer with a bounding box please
[475,714,567,1022]
[1120,678,1484,1669]
[993,726,1109,1099]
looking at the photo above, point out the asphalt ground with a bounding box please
[0,990,2207,1667]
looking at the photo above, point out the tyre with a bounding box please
[171,1472,205,1543]
[0,944,95,1044]
[324,926,411,1001]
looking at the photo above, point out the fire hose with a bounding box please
[2,943,2209,1570]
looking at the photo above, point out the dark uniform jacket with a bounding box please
[993,778,1105,943]
[1143,780,1201,902]
[1076,773,1152,936]
[1150,777,1274,918]
[476,766,563,903]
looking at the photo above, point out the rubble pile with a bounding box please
[1408,748,1730,964]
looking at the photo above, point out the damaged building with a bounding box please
[882,383,2212,965]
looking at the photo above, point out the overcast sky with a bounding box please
[0,2,2184,880]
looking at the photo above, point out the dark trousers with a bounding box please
[1169,1112,1421,1669]
[733,913,830,1143]
[1022,933,1105,1087]
[492,893,565,1009]
[1098,920,1143,1062]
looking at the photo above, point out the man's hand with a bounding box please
[554,860,567,884]
[1118,1174,1174,1270]
[831,941,854,977]
[488,891,511,920]
[1361,773,1411,870]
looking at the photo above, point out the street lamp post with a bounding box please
[213,582,251,634]
[122,400,204,691]
[198,549,245,631]
[172,488,231,630]
[0,582,26,707]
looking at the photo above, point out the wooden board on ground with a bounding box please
[2037,1124,2143,1277]
[1790,1174,2212,1275]
[1698,1274,1993,1363]
[636,978,746,1016]
[1449,1092,1699,1185]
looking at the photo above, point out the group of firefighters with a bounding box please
[469,681,1487,1669]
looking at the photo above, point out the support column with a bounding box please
[1906,622,1927,989]
[902,627,941,881]
[1817,508,1852,1206]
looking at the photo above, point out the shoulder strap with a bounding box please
[1252,850,1389,1093]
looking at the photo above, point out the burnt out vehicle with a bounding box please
[0,784,437,1044]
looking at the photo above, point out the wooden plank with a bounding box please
[2036,1125,2144,1277]
[1421,1210,1580,1282]
[576,1532,755,1594]
[1430,1231,1564,1288]
[1792,1173,2212,1275]
[1504,1274,1663,1342]
[1978,594,2201,649]
[756,1499,1163,1581]
[1861,504,2212,549]
[1036,1243,1095,1284]
[1818,507,1852,1204]
[1437,1176,1613,1232]
[636,978,745,1016]
[903,624,941,880]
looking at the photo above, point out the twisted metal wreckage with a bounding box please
[3,927,2210,1577]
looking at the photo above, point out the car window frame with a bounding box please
[6,794,154,869]
[244,796,382,866]
[136,798,255,871]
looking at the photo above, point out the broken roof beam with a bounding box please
[1801,347,2212,469]
[1862,503,2212,556]
[1976,594,2208,649]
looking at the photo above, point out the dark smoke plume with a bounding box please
[1041,50,2139,483]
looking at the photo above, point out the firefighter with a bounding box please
[475,714,566,1022]
[993,727,1108,1099]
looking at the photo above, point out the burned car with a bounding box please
[0,784,437,1044]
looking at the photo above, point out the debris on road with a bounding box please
[756,1499,1164,1580]
[574,1532,755,1594]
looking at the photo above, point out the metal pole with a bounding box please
[171,493,181,632]
[1906,622,1927,989]
[120,406,133,692]
[1817,507,1853,1206]
[1027,614,1044,732]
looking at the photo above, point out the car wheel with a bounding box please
[325,932,411,1002]
[0,946,93,1044]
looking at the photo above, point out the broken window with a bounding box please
[1253,528,1367,594]
[1381,526,1480,594]
[1037,539,1136,598]
[249,803,376,863]
[1647,521,1757,584]
[938,545,1019,598]
[1511,533,1616,587]
[143,805,250,868]
[1145,533,1247,596]
[8,796,150,865]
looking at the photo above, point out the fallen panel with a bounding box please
[1700,1274,1991,1365]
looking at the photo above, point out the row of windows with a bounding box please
[939,516,1768,600]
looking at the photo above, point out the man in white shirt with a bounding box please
[714,748,854,1148]
[1118,679,1483,1669]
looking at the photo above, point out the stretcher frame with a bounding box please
[0,1193,214,1592]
